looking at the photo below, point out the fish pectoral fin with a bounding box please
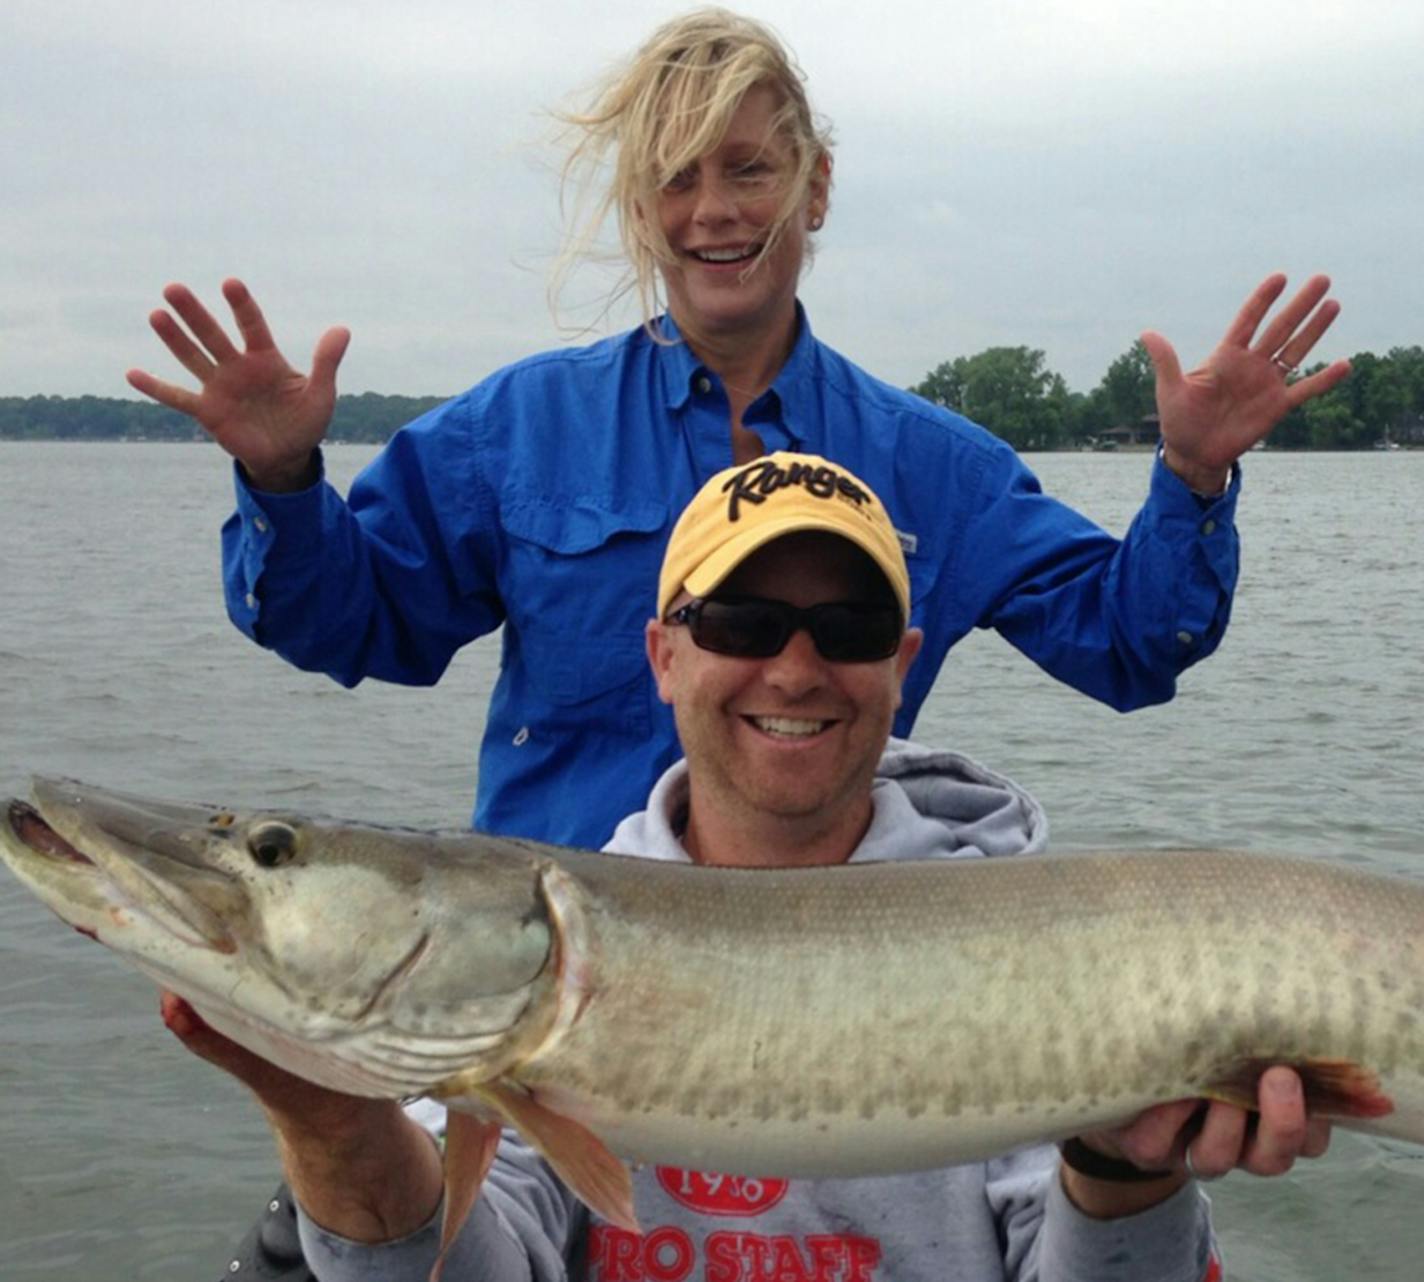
[429,1111,503,1282]
[1205,1056,1395,1119]
[475,1079,638,1233]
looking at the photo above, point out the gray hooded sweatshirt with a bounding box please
[302,740,1218,1282]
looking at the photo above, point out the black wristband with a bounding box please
[1058,1138,1175,1183]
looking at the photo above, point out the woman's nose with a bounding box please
[691,170,739,225]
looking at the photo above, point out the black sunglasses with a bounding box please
[665,595,903,663]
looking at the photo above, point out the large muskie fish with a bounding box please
[4,776,1422,1242]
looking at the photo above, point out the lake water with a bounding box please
[1,442,1421,1279]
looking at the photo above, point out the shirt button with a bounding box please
[695,376,712,394]
[253,516,268,533]
[245,592,257,610]
[1176,630,1194,647]
[512,727,530,746]
[1201,519,1216,536]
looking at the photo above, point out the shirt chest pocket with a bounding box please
[497,495,670,732]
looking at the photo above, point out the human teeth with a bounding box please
[695,247,754,262]
[753,716,826,737]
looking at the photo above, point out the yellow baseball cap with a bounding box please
[657,452,911,621]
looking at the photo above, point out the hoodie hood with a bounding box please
[604,737,1047,864]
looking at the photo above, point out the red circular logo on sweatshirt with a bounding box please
[656,1166,789,1216]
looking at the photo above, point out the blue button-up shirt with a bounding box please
[224,309,1239,846]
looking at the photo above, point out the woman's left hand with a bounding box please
[1143,274,1351,494]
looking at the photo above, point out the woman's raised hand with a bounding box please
[1144,273,1350,495]
[127,279,351,492]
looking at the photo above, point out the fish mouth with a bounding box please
[7,799,95,865]
[6,779,240,955]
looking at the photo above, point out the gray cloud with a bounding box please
[4,0,1421,398]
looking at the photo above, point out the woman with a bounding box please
[129,7,1346,854]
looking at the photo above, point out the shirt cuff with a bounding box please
[298,1199,446,1282]
[1144,449,1240,595]
[226,452,332,629]
[1039,1171,1217,1282]
[1152,445,1241,513]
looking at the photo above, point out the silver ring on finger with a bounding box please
[1184,1147,1220,1183]
[1272,355,1298,375]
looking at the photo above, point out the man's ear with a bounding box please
[892,627,924,710]
[646,618,677,705]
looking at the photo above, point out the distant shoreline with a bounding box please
[4,437,1415,453]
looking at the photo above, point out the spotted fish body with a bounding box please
[507,844,1421,1174]
[2,776,1421,1227]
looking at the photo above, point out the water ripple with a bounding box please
[2,444,1422,1277]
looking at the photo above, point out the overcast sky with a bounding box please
[5,0,1421,400]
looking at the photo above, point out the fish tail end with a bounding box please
[1207,1056,1394,1119]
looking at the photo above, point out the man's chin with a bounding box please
[745,779,851,824]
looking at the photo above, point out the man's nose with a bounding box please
[760,626,827,695]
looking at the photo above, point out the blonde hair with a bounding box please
[553,8,833,335]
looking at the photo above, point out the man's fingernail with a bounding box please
[1269,1071,1300,1099]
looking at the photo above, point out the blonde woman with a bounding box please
[131,7,1345,860]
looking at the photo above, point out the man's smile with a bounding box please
[745,714,837,739]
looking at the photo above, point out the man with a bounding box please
[177,453,1329,1281]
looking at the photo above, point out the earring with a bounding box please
[809,215,824,231]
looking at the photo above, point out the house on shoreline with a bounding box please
[1092,413,1160,451]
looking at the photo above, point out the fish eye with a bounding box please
[247,822,298,869]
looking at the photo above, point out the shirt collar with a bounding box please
[652,313,703,412]
[769,300,817,404]
[653,303,818,431]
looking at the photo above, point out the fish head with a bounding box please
[0,777,559,1097]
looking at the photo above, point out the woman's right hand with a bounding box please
[127,278,351,492]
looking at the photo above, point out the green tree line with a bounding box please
[910,343,1424,451]
[4,347,1422,450]
[0,392,448,443]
